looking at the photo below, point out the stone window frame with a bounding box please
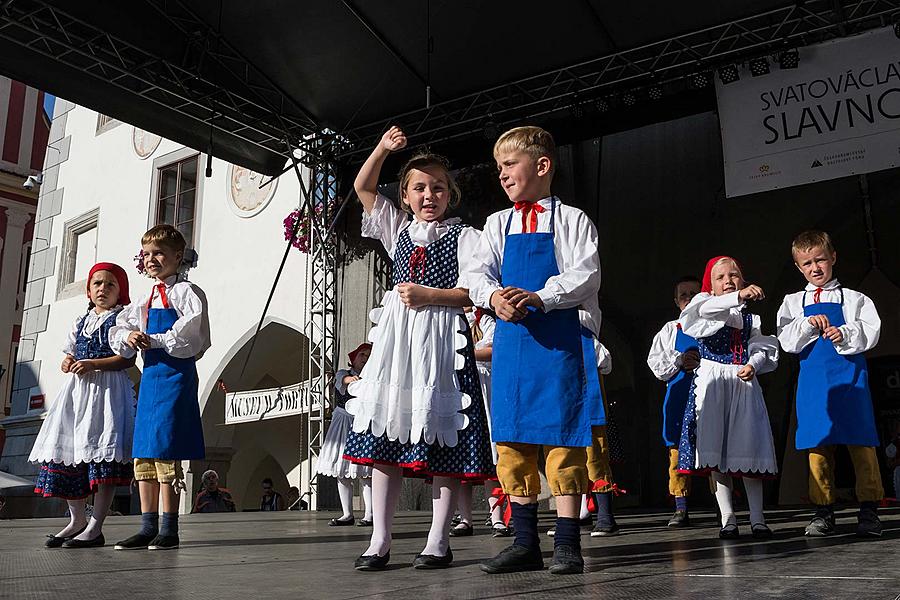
[148,147,204,252]
[95,113,122,135]
[55,207,100,301]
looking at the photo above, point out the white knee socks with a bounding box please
[76,484,116,541]
[712,472,737,527]
[337,477,354,520]
[57,499,87,538]
[743,477,766,526]
[364,464,402,557]
[422,476,459,557]
[456,483,473,525]
[486,481,504,525]
[361,477,373,521]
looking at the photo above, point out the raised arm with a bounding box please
[355,126,406,214]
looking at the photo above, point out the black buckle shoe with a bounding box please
[413,547,453,569]
[491,523,514,538]
[549,544,584,575]
[805,507,835,537]
[480,544,544,574]
[114,532,157,550]
[354,552,390,571]
[356,519,373,527]
[719,524,740,539]
[856,506,882,538]
[751,524,773,539]
[449,522,473,537]
[667,510,691,528]
[45,524,87,548]
[63,533,105,548]
[148,534,179,550]
[328,516,355,526]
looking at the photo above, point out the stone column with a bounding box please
[0,207,32,413]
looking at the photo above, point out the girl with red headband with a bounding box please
[676,256,779,540]
[317,342,374,527]
[342,127,494,571]
[29,262,136,548]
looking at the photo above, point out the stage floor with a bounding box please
[1,507,898,599]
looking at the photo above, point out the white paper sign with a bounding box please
[716,26,900,197]
[225,380,317,424]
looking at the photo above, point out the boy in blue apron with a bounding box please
[647,276,701,527]
[776,230,884,537]
[110,224,211,550]
[469,126,601,575]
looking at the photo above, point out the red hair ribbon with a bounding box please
[408,246,427,283]
[513,201,545,233]
[490,487,512,526]
[700,255,743,294]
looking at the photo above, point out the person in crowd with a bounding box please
[343,126,494,571]
[317,343,373,526]
[678,256,779,540]
[30,262,136,548]
[647,275,702,527]
[776,230,884,537]
[192,470,235,513]
[469,126,601,575]
[260,478,285,511]
[111,224,211,551]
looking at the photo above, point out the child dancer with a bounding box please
[470,126,602,575]
[343,126,494,571]
[678,256,779,539]
[30,262,136,548]
[111,224,210,551]
[317,342,373,526]
[776,230,884,537]
[647,275,702,527]
[451,308,512,538]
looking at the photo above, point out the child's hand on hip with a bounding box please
[490,288,528,322]
[738,285,765,302]
[61,355,75,373]
[808,314,830,330]
[396,282,432,308]
[822,325,843,344]
[736,364,755,381]
[69,360,96,375]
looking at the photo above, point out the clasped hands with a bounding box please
[490,286,544,322]
[807,314,843,344]
[61,355,97,375]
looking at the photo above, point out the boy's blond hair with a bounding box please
[791,230,835,258]
[142,223,186,254]
[493,126,557,173]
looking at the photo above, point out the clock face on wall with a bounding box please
[132,128,162,159]
[228,164,277,217]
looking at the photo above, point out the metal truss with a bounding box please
[338,0,900,158]
[301,152,339,510]
[0,0,334,164]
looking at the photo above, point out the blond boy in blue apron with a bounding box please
[470,126,601,575]
[777,230,883,537]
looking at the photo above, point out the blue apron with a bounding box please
[796,288,879,450]
[582,328,606,426]
[662,325,698,446]
[491,198,595,447]
[132,294,205,460]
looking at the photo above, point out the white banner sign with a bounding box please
[716,26,900,197]
[225,380,318,424]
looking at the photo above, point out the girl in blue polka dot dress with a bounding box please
[344,126,494,571]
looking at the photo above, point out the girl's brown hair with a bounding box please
[397,151,461,214]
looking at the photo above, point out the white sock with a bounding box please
[486,481,504,525]
[712,472,736,527]
[361,478,373,521]
[579,493,591,520]
[422,476,459,557]
[456,483,473,526]
[364,465,402,557]
[744,477,766,526]
[337,477,354,520]
[76,484,115,541]
[57,499,87,538]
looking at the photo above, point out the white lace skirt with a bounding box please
[346,290,472,447]
[29,370,136,466]
[692,360,778,475]
[316,407,372,479]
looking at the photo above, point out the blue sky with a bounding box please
[43,93,55,120]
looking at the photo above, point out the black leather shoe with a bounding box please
[356,519,373,527]
[328,516,355,526]
[480,544,544,574]
[590,517,619,537]
[719,524,740,539]
[413,547,453,569]
[63,533,105,548]
[354,552,390,571]
[549,544,584,575]
[114,532,156,550]
[751,524,773,539]
[856,506,882,538]
[667,510,691,528]
[449,522,473,537]
[46,525,86,548]
[147,534,179,550]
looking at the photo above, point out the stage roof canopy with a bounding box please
[1,0,897,175]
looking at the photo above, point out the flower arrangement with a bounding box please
[283,200,335,253]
